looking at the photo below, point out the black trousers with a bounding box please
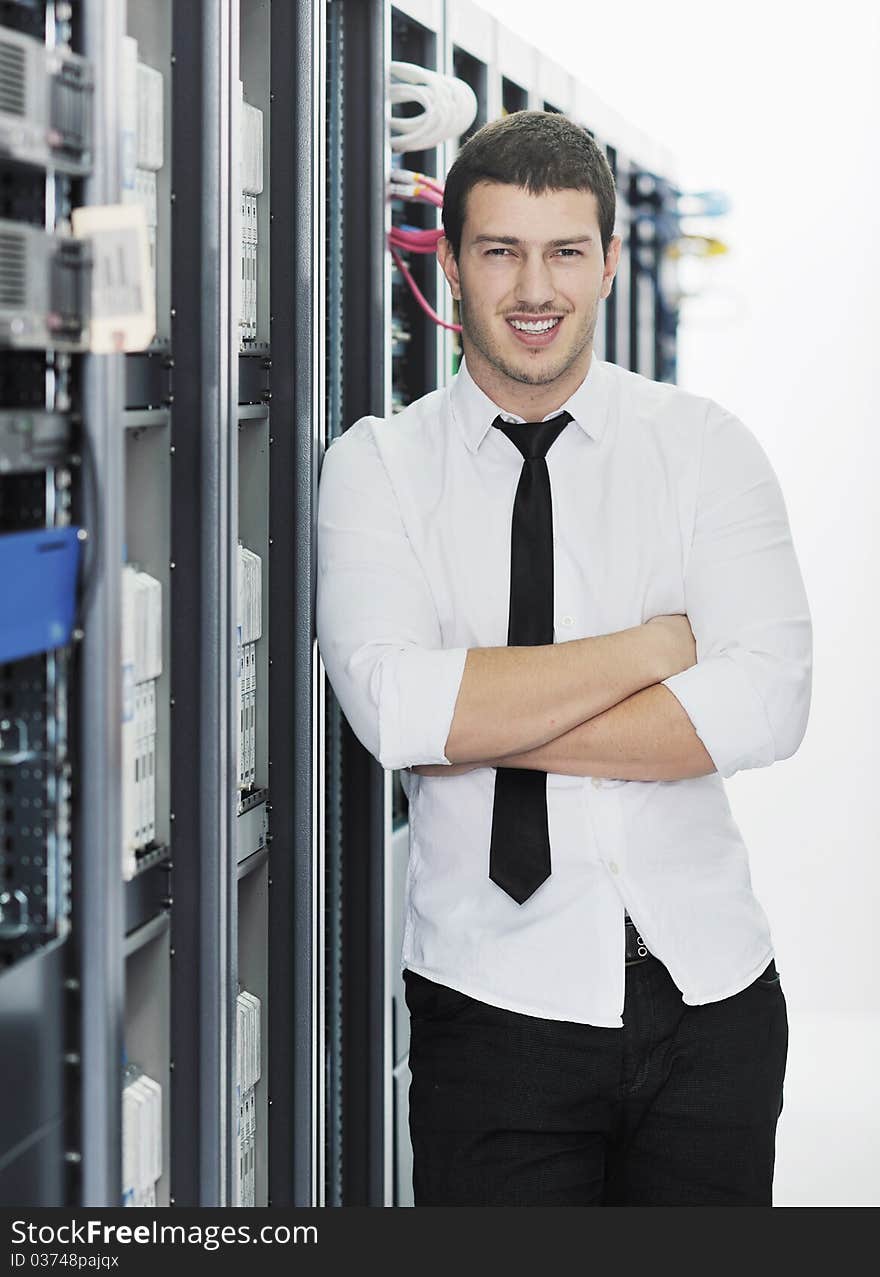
[403,953,788,1206]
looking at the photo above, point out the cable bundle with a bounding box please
[388,167,460,333]
[386,59,476,334]
[388,166,444,207]
[388,61,478,154]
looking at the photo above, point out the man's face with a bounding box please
[438,181,620,392]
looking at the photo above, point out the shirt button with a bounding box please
[561,615,574,627]
[591,776,603,789]
[608,861,620,875]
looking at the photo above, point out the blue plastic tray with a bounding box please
[0,526,84,664]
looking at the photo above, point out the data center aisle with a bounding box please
[1,0,689,1207]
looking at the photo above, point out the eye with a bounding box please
[485,248,512,257]
[555,248,582,257]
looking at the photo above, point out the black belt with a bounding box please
[624,912,653,965]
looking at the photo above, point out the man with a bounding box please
[316,111,812,1206]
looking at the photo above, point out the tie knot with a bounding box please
[491,410,573,461]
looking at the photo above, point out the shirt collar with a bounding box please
[449,348,610,454]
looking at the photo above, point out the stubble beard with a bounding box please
[459,290,599,388]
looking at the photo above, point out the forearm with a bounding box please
[416,683,716,780]
[443,625,663,764]
[491,683,715,779]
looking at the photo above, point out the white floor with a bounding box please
[773,1012,880,1207]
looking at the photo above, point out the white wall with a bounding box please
[475,0,880,1019]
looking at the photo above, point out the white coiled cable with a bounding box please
[388,60,478,153]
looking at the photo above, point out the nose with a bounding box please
[513,251,556,310]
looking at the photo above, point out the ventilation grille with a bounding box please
[0,40,27,117]
[0,230,27,309]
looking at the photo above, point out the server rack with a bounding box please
[0,0,108,1207]
[169,0,321,1208]
[0,0,321,1208]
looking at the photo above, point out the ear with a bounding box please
[600,233,622,301]
[436,236,461,302]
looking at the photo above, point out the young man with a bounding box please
[316,111,812,1205]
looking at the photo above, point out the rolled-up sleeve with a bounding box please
[316,421,469,771]
[661,403,813,779]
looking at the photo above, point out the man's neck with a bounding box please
[463,341,593,421]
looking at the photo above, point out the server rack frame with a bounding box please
[322,0,392,1208]
[267,0,327,1208]
[72,0,127,1208]
[168,0,239,1207]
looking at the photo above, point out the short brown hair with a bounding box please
[442,110,616,261]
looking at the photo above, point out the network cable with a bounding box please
[389,167,461,333]
[388,61,478,153]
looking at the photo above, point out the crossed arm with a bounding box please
[411,645,717,781]
[411,628,715,776]
[316,407,812,787]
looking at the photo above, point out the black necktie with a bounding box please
[489,409,573,904]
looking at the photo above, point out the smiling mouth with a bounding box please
[506,316,563,333]
[505,315,565,347]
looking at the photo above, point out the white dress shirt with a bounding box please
[316,350,812,1027]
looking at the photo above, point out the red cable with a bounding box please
[389,243,461,333]
[388,175,459,332]
[389,227,442,254]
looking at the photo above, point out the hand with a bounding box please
[644,613,697,679]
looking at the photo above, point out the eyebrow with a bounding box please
[472,234,594,248]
